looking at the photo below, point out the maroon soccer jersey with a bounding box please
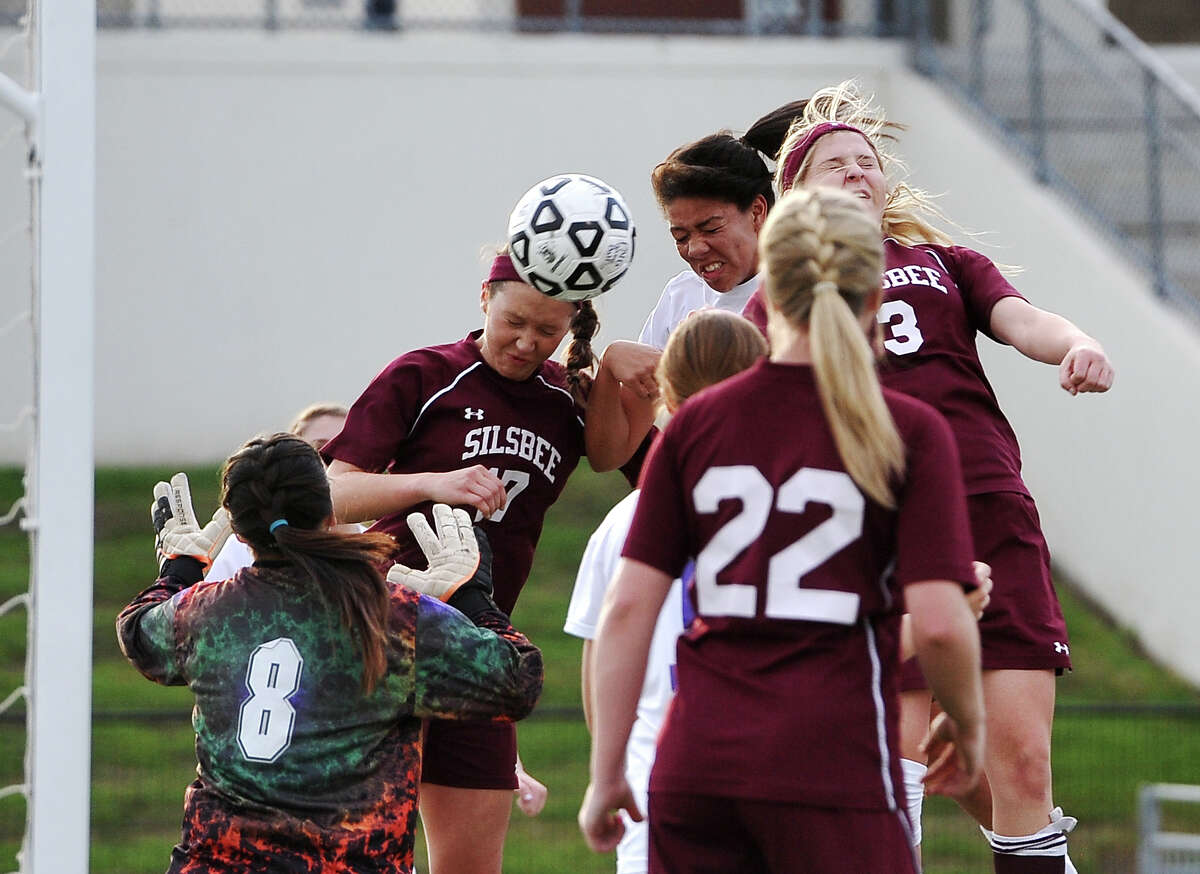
[322,331,585,615]
[623,360,975,810]
[741,241,1026,496]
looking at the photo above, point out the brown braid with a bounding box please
[564,300,599,407]
[221,434,397,693]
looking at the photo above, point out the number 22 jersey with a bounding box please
[623,360,976,811]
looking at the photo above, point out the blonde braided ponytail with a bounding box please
[760,188,905,508]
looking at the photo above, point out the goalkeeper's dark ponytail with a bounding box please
[220,433,397,694]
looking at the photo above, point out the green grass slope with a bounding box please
[0,465,1195,872]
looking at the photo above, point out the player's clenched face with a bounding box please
[799,131,888,226]
[478,282,576,381]
[665,195,767,293]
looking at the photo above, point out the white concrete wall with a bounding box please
[76,31,911,465]
[0,30,1197,682]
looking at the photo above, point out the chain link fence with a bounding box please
[912,0,1200,319]
[70,0,920,36]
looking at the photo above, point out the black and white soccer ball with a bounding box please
[507,173,636,302]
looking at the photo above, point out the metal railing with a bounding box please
[1140,783,1200,873]
[911,0,1200,318]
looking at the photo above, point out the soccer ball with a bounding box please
[507,173,636,302]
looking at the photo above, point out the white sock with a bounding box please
[1054,807,1079,874]
[900,758,927,846]
[981,824,1077,872]
[987,807,1077,858]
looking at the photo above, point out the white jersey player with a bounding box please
[565,490,688,874]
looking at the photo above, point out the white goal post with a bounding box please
[0,1,95,872]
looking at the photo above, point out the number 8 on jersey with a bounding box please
[238,637,304,762]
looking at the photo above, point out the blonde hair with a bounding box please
[776,80,957,248]
[656,310,768,412]
[287,403,349,438]
[760,187,905,508]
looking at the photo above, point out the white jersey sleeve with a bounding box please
[564,491,642,640]
[638,269,759,350]
[204,536,254,581]
[637,271,706,349]
[637,292,674,349]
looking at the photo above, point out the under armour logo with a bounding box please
[1054,641,1070,655]
[464,408,485,421]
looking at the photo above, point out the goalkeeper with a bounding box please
[116,432,542,874]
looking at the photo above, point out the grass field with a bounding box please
[0,464,1198,872]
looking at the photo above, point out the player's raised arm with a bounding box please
[988,297,1114,395]
[584,340,660,472]
[117,472,233,683]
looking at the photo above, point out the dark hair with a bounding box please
[741,98,810,163]
[650,132,775,213]
[565,300,599,407]
[220,433,397,693]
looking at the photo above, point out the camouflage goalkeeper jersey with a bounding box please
[117,562,542,874]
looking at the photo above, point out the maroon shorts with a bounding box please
[900,490,1072,691]
[419,719,518,791]
[648,791,918,874]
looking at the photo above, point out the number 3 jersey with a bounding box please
[623,360,976,811]
[116,563,543,874]
[322,330,586,615]
[743,241,1027,496]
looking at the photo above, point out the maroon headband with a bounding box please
[487,252,524,284]
[779,122,872,192]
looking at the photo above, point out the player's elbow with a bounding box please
[911,605,979,666]
[907,581,979,658]
[585,438,625,473]
[912,619,976,662]
[588,455,621,474]
[599,585,644,629]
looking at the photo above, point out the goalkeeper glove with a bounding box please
[387,504,497,614]
[150,472,233,574]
